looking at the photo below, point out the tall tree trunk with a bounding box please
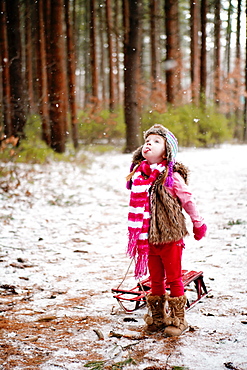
[90,0,98,102]
[99,3,106,105]
[164,0,181,105]
[236,0,241,62]
[44,0,52,105]
[114,0,121,105]
[223,0,233,117]
[37,0,50,145]
[225,0,233,75]
[244,0,247,142]
[190,0,200,106]
[150,0,161,90]
[123,0,142,152]
[106,0,115,111]
[6,0,26,138]
[0,0,12,137]
[214,0,221,106]
[82,0,91,107]
[65,0,79,148]
[200,0,207,104]
[49,0,68,153]
[25,0,35,114]
[234,0,242,137]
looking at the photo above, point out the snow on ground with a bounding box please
[0,144,247,370]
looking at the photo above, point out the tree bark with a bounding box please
[65,0,79,148]
[236,0,241,62]
[49,0,68,153]
[25,0,35,114]
[99,3,106,105]
[225,0,233,75]
[200,0,207,104]
[190,0,200,105]
[81,0,91,107]
[114,0,120,105]
[244,0,247,142]
[90,0,98,102]
[0,0,12,137]
[106,0,115,111]
[164,0,181,105]
[214,0,221,106]
[36,0,50,145]
[6,0,26,138]
[123,0,142,152]
[150,0,161,89]
[234,0,242,135]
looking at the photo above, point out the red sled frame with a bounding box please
[112,270,211,313]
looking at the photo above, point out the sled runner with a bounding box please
[112,270,210,312]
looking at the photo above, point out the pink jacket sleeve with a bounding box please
[166,172,204,228]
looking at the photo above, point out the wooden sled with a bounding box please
[112,270,211,313]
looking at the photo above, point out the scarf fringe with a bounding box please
[127,231,140,258]
[134,254,149,279]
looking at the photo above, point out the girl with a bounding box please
[126,124,207,336]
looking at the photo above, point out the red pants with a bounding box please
[148,240,185,297]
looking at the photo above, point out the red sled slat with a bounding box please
[112,269,211,312]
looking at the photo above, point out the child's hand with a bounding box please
[193,224,207,241]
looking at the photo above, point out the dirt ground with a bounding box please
[1,144,247,370]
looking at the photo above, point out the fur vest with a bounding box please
[149,162,189,245]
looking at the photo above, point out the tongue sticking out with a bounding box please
[143,148,150,154]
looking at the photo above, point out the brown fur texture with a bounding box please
[149,169,189,245]
[173,162,189,185]
[144,294,166,333]
[132,145,145,165]
[164,295,188,337]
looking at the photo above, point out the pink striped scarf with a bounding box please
[127,160,166,278]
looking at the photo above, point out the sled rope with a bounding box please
[117,258,151,313]
[137,276,151,314]
[117,258,149,299]
[116,258,134,290]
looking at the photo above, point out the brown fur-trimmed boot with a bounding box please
[163,295,188,337]
[143,294,167,333]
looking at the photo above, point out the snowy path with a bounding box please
[0,144,247,370]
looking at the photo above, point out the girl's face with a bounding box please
[142,134,166,164]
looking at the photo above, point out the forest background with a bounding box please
[0,0,247,162]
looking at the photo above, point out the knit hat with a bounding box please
[144,124,178,162]
[144,124,178,187]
